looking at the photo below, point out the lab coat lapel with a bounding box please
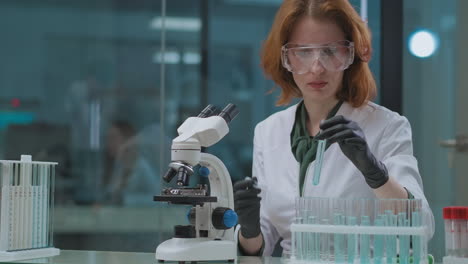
[286,104,301,196]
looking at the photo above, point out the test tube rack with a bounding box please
[0,155,60,261]
[290,197,429,264]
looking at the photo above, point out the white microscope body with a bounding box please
[154,104,239,263]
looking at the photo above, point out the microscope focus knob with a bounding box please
[211,207,238,230]
[198,166,210,177]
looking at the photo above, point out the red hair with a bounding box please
[261,0,375,107]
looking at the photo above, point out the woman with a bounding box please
[233,0,435,256]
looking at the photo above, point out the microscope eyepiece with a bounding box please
[219,103,239,124]
[198,104,219,118]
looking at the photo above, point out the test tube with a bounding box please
[398,213,410,264]
[320,219,330,262]
[334,213,346,263]
[374,216,385,264]
[298,198,311,261]
[360,215,370,264]
[412,211,422,264]
[302,217,309,260]
[290,225,296,263]
[347,216,357,264]
[462,209,468,257]
[307,215,319,261]
[291,217,302,261]
[386,210,398,263]
[444,207,455,256]
[313,139,326,185]
[296,217,304,260]
[459,207,468,257]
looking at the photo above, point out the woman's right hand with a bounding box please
[233,177,262,238]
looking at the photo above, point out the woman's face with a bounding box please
[288,17,347,104]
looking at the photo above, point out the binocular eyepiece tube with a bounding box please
[197,103,239,124]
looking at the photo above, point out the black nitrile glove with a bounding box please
[233,177,261,238]
[315,115,389,189]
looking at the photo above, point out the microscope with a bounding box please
[154,104,240,263]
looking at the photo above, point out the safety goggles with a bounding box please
[281,40,355,74]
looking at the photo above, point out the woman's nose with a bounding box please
[309,58,325,75]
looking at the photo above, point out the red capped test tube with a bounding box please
[443,206,468,258]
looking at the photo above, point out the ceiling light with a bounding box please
[149,17,201,32]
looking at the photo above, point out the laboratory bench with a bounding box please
[9,250,447,264]
[12,250,281,264]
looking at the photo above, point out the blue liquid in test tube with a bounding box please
[398,212,410,264]
[320,219,330,262]
[347,216,357,263]
[360,216,370,264]
[296,217,304,260]
[313,140,326,185]
[374,217,385,264]
[334,213,345,263]
[412,211,421,264]
[386,210,397,264]
[292,217,304,261]
[308,216,319,261]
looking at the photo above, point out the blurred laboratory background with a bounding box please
[0,0,466,262]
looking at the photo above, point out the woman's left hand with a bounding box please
[315,115,389,189]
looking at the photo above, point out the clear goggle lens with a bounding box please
[281,40,355,74]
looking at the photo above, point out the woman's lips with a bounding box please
[307,81,327,89]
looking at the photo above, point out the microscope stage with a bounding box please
[154,195,217,205]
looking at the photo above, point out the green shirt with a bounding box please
[290,100,343,196]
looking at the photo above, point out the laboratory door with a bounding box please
[402,0,467,261]
[449,0,468,205]
[436,0,468,206]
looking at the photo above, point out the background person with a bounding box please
[99,120,158,206]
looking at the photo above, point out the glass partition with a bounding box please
[0,0,380,253]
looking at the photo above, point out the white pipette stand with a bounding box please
[0,155,60,261]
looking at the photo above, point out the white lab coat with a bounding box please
[253,101,435,256]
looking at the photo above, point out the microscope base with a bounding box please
[155,237,236,262]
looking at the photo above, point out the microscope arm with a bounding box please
[200,152,235,240]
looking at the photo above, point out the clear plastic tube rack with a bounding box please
[290,197,429,264]
[0,155,60,261]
